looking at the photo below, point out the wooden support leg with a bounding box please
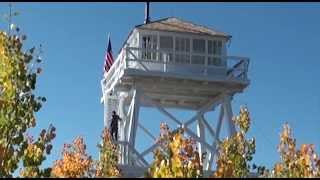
[223,96,236,136]
[104,96,110,129]
[118,93,129,165]
[207,104,224,170]
[131,89,141,148]
[127,88,141,165]
[197,115,205,164]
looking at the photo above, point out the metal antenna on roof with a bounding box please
[144,2,150,24]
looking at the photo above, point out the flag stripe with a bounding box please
[107,59,112,67]
[104,36,114,73]
[107,54,113,64]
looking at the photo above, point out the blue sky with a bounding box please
[1,2,320,171]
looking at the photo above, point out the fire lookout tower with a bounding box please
[101,3,250,176]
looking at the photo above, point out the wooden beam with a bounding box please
[156,104,182,126]
[144,92,209,102]
[134,78,231,93]
[184,94,224,127]
[208,104,224,169]
[140,143,160,157]
[138,123,156,141]
[223,96,236,136]
[208,140,217,170]
[132,89,141,147]
[184,127,217,154]
[124,68,247,91]
[197,115,205,164]
[205,151,212,170]
[201,116,217,140]
[216,104,224,138]
[115,141,149,167]
[127,97,134,142]
[130,147,149,167]
[143,94,183,126]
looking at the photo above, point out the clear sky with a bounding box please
[1,2,320,171]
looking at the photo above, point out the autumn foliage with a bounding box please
[147,123,203,178]
[51,137,93,178]
[0,23,54,177]
[213,106,256,178]
[269,123,320,178]
[95,128,121,177]
[51,128,121,178]
[19,125,56,177]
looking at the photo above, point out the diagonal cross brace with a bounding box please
[143,94,183,126]
[138,123,156,141]
[184,93,225,127]
[140,142,160,157]
[184,127,217,154]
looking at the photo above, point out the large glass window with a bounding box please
[160,36,173,50]
[159,36,173,63]
[192,39,205,65]
[208,40,223,66]
[175,37,190,64]
[192,39,205,53]
[192,55,205,65]
[142,35,158,60]
[175,37,190,52]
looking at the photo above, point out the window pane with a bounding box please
[160,36,173,50]
[208,40,223,55]
[142,35,158,60]
[208,40,213,54]
[142,37,147,48]
[192,39,205,53]
[175,37,190,52]
[175,54,190,64]
[142,35,158,49]
[175,38,180,51]
[192,55,205,65]
[186,39,190,52]
[217,41,222,55]
[208,57,221,66]
[153,36,158,49]
[160,53,173,63]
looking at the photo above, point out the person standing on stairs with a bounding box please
[110,111,122,141]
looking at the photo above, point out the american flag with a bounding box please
[104,36,114,72]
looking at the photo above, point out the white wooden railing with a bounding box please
[102,48,127,94]
[102,47,249,94]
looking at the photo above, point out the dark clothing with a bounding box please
[110,128,118,142]
[110,114,121,141]
[110,114,120,128]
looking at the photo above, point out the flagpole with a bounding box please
[107,32,111,46]
[102,32,111,122]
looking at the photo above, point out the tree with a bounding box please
[147,123,204,178]
[52,128,121,178]
[19,125,56,177]
[270,123,320,178]
[95,128,121,177]
[213,106,256,178]
[51,136,94,178]
[0,21,55,177]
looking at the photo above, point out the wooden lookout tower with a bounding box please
[101,3,250,177]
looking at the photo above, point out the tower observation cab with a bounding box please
[101,16,250,177]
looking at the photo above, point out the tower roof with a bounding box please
[135,17,231,39]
